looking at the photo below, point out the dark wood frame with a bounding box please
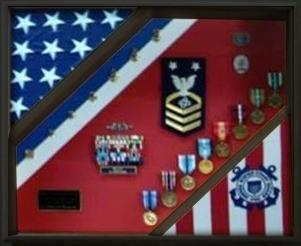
[1,0,301,245]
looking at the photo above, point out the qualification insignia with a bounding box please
[95,135,143,175]
[230,165,280,209]
[142,190,159,226]
[267,72,283,109]
[233,32,251,47]
[162,58,206,134]
[233,54,250,74]
[214,121,231,158]
[197,138,214,174]
[232,104,249,140]
[161,171,178,208]
[178,154,196,191]
[249,88,265,125]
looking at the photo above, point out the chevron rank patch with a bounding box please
[162,58,206,134]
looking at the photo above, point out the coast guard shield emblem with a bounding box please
[162,58,206,134]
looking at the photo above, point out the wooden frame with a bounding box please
[1,0,300,245]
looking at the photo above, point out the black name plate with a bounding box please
[39,190,80,210]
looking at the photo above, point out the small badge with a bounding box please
[267,72,283,108]
[230,165,280,209]
[178,155,196,191]
[161,171,178,208]
[233,32,251,47]
[197,138,214,174]
[232,104,249,140]
[233,54,250,74]
[162,58,206,134]
[142,190,159,226]
[214,121,231,158]
[249,88,265,125]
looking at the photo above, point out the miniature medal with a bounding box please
[232,104,249,140]
[214,121,231,158]
[197,138,214,174]
[142,190,158,226]
[267,72,283,108]
[178,154,196,191]
[161,171,178,208]
[249,88,265,125]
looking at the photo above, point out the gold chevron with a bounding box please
[165,110,201,124]
[165,92,202,115]
[165,119,201,133]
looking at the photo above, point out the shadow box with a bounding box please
[1,0,301,246]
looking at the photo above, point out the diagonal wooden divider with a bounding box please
[150,106,288,235]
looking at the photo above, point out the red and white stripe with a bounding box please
[165,120,291,236]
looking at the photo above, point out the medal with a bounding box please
[249,88,265,125]
[213,121,231,158]
[161,171,177,208]
[233,32,251,47]
[232,104,249,140]
[142,190,158,226]
[267,72,283,108]
[178,154,196,191]
[197,138,214,174]
[233,54,250,74]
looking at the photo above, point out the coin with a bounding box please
[161,191,178,208]
[268,94,282,109]
[180,175,196,191]
[250,109,265,125]
[143,211,158,226]
[198,159,214,175]
[233,124,249,140]
[215,142,231,158]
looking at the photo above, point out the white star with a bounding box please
[169,61,177,71]
[40,67,61,88]
[10,97,29,119]
[72,11,94,31]
[191,62,201,72]
[101,10,123,29]
[12,68,32,89]
[15,14,36,34]
[42,39,64,60]
[12,40,34,61]
[70,38,92,58]
[43,12,65,32]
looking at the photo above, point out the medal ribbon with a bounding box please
[142,190,158,211]
[234,104,246,125]
[197,138,212,159]
[268,72,283,91]
[251,88,264,108]
[161,171,176,191]
[213,121,229,142]
[178,154,196,175]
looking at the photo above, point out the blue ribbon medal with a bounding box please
[197,138,214,175]
[142,190,158,226]
[161,171,178,208]
[178,155,196,191]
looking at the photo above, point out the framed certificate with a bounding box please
[1,0,300,245]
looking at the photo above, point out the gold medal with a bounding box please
[215,141,231,158]
[198,159,214,174]
[143,211,158,226]
[268,93,282,109]
[180,175,196,191]
[161,191,178,208]
[250,109,265,125]
[233,124,249,140]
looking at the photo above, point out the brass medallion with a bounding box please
[250,109,265,125]
[268,94,282,109]
[180,175,196,191]
[161,191,178,208]
[215,142,231,158]
[143,211,158,226]
[233,124,249,140]
[198,159,214,175]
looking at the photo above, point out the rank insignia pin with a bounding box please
[178,155,196,191]
[25,149,34,159]
[161,170,178,208]
[142,190,158,226]
[152,29,160,42]
[267,72,283,109]
[162,58,206,134]
[249,88,265,125]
